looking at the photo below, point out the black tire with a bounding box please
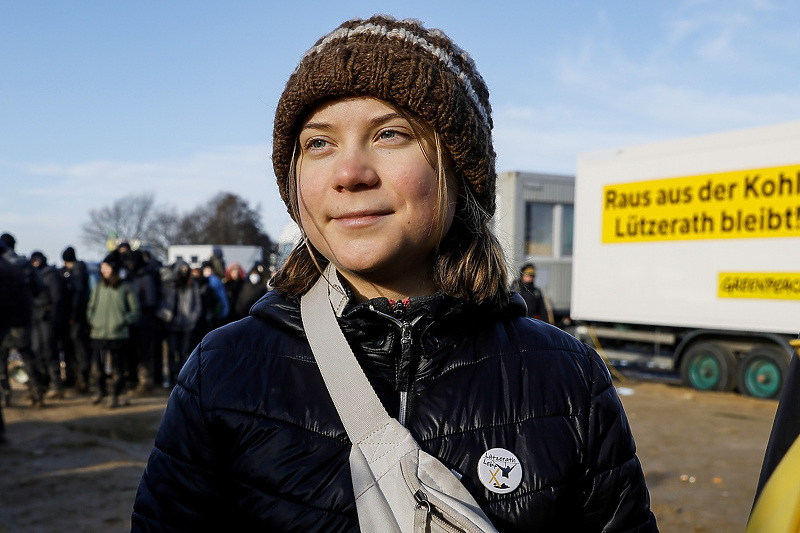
[680,342,737,392]
[736,345,789,399]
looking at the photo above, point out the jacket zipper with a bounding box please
[397,320,413,425]
[368,304,420,426]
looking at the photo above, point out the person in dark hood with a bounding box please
[209,246,226,280]
[59,246,92,393]
[30,251,66,399]
[0,233,45,408]
[124,250,161,396]
[0,237,30,440]
[223,262,246,322]
[157,259,201,388]
[116,242,133,279]
[201,260,229,329]
[139,247,165,387]
[514,263,553,324]
[190,266,217,349]
[234,263,269,319]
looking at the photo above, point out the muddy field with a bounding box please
[0,378,779,533]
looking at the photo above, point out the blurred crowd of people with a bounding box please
[0,232,272,415]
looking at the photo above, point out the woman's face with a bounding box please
[100,262,113,279]
[296,96,456,301]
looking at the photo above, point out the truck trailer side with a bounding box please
[571,121,800,398]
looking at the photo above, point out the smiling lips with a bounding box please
[332,209,392,227]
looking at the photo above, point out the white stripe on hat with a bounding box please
[298,19,490,129]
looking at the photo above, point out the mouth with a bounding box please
[332,209,392,227]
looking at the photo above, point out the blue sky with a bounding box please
[2,0,799,263]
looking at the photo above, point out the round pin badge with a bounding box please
[477,448,522,494]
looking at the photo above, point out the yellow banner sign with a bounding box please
[719,272,800,300]
[602,164,800,243]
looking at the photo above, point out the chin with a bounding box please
[329,248,387,270]
[334,259,385,275]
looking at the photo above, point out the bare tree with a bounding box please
[81,193,178,260]
[82,191,275,263]
[147,210,183,260]
[181,192,274,250]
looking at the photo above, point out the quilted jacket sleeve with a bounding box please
[131,345,222,532]
[578,348,659,532]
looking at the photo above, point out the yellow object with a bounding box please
[718,272,800,300]
[586,326,627,383]
[601,163,800,243]
[746,435,800,533]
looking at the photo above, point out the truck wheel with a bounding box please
[680,342,736,392]
[736,346,789,399]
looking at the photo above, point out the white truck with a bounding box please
[571,120,800,399]
[167,244,263,271]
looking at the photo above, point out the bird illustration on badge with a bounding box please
[477,448,523,494]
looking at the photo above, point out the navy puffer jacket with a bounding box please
[132,287,657,532]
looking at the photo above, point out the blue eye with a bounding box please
[308,139,328,149]
[379,130,398,140]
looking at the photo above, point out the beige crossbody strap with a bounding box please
[301,265,498,533]
[300,264,392,440]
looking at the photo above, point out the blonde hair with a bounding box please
[271,103,508,306]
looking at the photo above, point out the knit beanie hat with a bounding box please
[62,246,77,263]
[102,251,121,271]
[0,233,15,250]
[273,15,496,219]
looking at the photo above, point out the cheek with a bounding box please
[296,175,327,247]
[410,169,450,223]
[297,181,316,222]
[402,166,438,204]
[296,167,320,220]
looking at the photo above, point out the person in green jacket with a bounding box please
[87,252,140,408]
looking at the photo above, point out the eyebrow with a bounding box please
[300,112,406,133]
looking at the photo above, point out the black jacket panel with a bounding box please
[60,260,90,322]
[132,290,657,532]
[33,265,64,327]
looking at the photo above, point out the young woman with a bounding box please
[133,15,657,532]
[223,262,245,322]
[86,252,139,408]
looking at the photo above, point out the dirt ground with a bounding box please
[0,377,779,533]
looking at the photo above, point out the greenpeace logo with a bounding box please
[718,273,800,300]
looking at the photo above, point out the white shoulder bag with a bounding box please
[300,266,499,533]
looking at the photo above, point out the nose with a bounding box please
[331,145,379,192]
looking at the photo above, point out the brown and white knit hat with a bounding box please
[272,15,497,219]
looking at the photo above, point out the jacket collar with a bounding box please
[249,268,527,340]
